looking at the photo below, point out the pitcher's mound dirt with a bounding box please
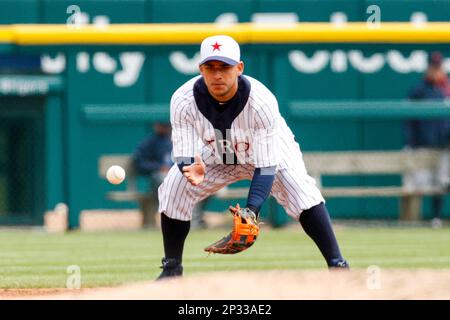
[7,269,450,300]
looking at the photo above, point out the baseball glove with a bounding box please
[204,204,260,254]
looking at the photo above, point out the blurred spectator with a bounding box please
[133,121,173,182]
[404,52,450,228]
[132,121,207,229]
[132,121,173,228]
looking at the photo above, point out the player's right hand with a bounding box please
[182,154,206,186]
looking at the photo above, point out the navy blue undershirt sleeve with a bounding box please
[175,157,195,173]
[246,166,276,215]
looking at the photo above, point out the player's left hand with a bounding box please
[204,204,260,254]
[182,154,206,186]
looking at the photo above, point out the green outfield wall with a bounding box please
[0,0,450,227]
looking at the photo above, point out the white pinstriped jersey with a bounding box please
[170,75,302,170]
[159,74,324,221]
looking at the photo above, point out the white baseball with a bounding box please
[106,165,126,185]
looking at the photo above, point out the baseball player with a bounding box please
[156,35,349,280]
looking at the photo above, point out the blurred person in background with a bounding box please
[133,121,174,185]
[404,52,450,228]
[133,121,208,229]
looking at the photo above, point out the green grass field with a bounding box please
[0,226,449,289]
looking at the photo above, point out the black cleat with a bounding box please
[155,258,183,281]
[328,259,350,270]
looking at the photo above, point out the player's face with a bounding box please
[199,60,244,102]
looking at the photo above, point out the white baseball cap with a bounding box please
[199,35,241,66]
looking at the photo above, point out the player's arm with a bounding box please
[246,166,276,215]
[170,94,205,186]
[180,154,205,186]
[246,98,280,215]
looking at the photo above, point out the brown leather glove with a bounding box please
[204,204,260,254]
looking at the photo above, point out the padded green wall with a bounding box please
[1,0,449,226]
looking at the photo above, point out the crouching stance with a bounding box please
[156,35,349,280]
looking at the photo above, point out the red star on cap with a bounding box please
[211,41,222,52]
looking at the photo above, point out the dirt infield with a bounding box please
[2,269,450,300]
